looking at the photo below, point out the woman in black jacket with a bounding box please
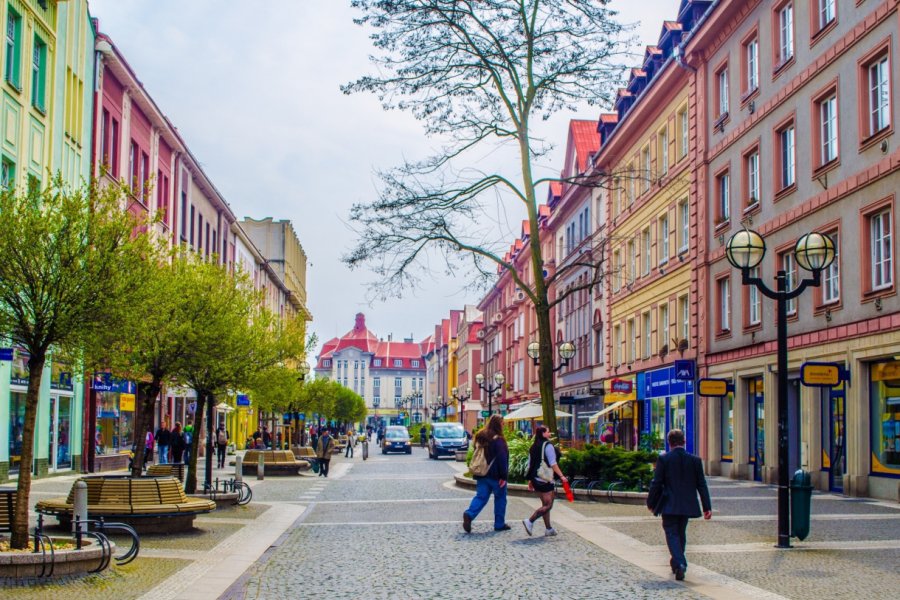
[462,414,510,532]
[170,422,186,463]
[522,426,567,537]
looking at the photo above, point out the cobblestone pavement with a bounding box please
[228,448,705,600]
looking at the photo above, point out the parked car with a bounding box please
[382,426,412,454]
[428,423,468,459]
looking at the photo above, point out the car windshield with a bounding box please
[433,425,465,439]
[385,429,408,440]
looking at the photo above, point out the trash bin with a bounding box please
[790,469,813,541]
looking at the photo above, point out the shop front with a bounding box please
[48,363,75,472]
[91,375,136,471]
[639,364,695,454]
[869,359,900,489]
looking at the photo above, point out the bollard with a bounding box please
[257,452,265,480]
[73,480,88,536]
[235,455,243,483]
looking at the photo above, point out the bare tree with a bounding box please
[342,0,632,432]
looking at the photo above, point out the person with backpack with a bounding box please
[216,425,229,469]
[522,426,567,537]
[463,414,510,533]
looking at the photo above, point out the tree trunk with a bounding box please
[131,380,162,478]
[11,352,46,549]
[184,391,206,494]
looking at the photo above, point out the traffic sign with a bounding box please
[698,378,732,397]
[480,410,490,418]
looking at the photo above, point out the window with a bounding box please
[642,228,651,275]
[870,209,893,290]
[659,303,669,350]
[777,3,794,66]
[745,149,760,207]
[612,250,621,292]
[613,324,622,366]
[657,127,668,177]
[818,94,838,166]
[323,359,331,368]
[823,233,840,304]
[109,119,120,177]
[189,204,195,246]
[678,200,689,252]
[393,359,403,367]
[781,251,798,315]
[1,157,13,189]
[205,222,210,256]
[157,172,169,225]
[180,192,187,238]
[394,377,402,400]
[777,122,795,190]
[716,170,730,223]
[678,107,689,159]
[5,8,20,87]
[678,294,689,344]
[31,35,46,110]
[641,146,651,192]
[721,392,734,460]
[658,214,669,265]
[627,239,636,283]
[643,312,652,358]
[373,377,381,405]
[744,36,759,94]
[867,54,891,137]
[627,318,636,363]
[140,152,149,200]
[717,277,731,332]
[198,214,203,253]
[716,65,729,117]
[748,266,762,326]
[817,0,835,31]
[129,141,138,195]
[411,360,419,368]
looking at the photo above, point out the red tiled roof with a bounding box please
[539,204,551,218]
[570,119,600,172]
[599,113,619,124]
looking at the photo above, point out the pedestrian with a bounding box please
[646,429,712,582]
[216,424,229,468]
[419,425,427,448]
[262,426,272,448]
[155,422,171,465]
[316,429,335,477]
[171,422,186,463]
[345,428,354,458]
[144,430,154,468]
[522,426,567,537]
[463,414,510,533]
[183,425,193,464]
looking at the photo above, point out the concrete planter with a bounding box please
[453,474,648,505]
[0,537,116,578]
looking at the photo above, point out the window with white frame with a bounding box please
[718,277,731,332]
[717,171,730,222]
[628,240,636,284]
[871,209,893,290]
[659,303,669,349]
[393,359,403,367]
[818,0,835,31]
[613,250,622,292]
[819,94,838,165]
[679,107,689,158]
[783,252,798,315]
[717,66,729,117]
[658,214,669,265]
[779,124,795,189]
[658,127,668,177]
[394,377,403,400]
[679,294,689,343]
[613,324,622,366]
[411,360,420,367]
[626,318,635,363]
[745,37,759,93]
[373,377,381,405]
[823,233,840,303]
[746,150,760,206]
[641,146,651,192]
[643,312,652,358]
[678,200,689,252]
[868,54,891,136]
[749,266,762,326]
[373,358,382,367]
[642,228,651,275]
[778,3,794,65]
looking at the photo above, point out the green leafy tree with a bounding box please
[0,178,149,549]
[333,385,367,427]
[298,378,339,423]
[342,1,631,433]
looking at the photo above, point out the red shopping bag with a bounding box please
[563,480,575,502]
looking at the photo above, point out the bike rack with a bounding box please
[32,516,55,578]
[76,516,139,567]
[607,481,625,503]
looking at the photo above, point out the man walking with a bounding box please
[647,429,712,581]
[345,429,354,458]
[316,429,335,477]
[215,425,229,469]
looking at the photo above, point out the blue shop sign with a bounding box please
[0,348,13,361]
[644,364,694,397]
[641,364,696,455]
[91,373,135,393]
[236,394,250,406]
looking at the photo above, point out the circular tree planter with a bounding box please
[0,537,116,578]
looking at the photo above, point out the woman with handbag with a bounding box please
[522,426,567,537]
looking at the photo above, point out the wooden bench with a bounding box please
[35,476,215,534]
[241,450,310,476]
[146,463,186,482]
[292,446,316,460]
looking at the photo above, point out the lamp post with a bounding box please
[295,361,310,446]
[430,396,451,422]
[451,386,471,426]
[725,229,835,549]
[526,340,577,372]
[474,372,505,415]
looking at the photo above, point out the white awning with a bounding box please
[588,400,629,424]
[503,402,572,422]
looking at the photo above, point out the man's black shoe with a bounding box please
[463,513,472,533]
[494,524,511,531]
[675,567,685,581]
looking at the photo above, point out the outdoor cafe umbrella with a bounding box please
[503,402,572,422]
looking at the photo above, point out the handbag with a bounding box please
[651,487,668,516]
[311,458,320,473]
[535,442,555,481]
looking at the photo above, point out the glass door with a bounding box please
[821,386,845,492]
[48,396,72,471]
[748,377,765,481]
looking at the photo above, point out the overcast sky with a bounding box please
[88,0,679,357]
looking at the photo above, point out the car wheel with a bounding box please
[381,448,386,455]
[406,447,412,454]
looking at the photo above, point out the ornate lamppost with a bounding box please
[451,386,471,425]
[294,361,310,446]
[474,372,505,415]
[526,340,577,372]
[429,396,451,422]
[725,229,835,549]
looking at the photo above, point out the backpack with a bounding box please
[217,430,228,445]
[469,437,495,477]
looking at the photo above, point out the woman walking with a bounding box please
[463,414,510,533]
[522,426,567,537]
[171,422,186,463]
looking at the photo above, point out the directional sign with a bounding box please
[800,362,844,387]
[698,378,732,397]
[480,410,490,418]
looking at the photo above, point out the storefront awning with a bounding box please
[588,400,630,424]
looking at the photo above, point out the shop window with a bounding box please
[721,392,734,461]
[870,360,900,473]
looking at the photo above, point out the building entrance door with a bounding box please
[48,395,72,471]
[748,377,765,481]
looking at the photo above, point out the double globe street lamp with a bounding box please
[526,340,577,372]
[451,386,472,425]
[430,396,451,422]
[475,372,505,416]
[725,229,835,549]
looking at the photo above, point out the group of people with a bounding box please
[462,415,712,583]
[144,422,194,465]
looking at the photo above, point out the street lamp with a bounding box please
[725,228,835,549]
[452,386,472,425]
[475,372,505,415]
[297,360,310,382]
[527,340,577,372]
[430,396,451,422]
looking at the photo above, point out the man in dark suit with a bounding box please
[647,429,712,581]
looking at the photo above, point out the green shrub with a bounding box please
[558,444,658,491]
[464,434,532,483]
[407,423,430,438]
